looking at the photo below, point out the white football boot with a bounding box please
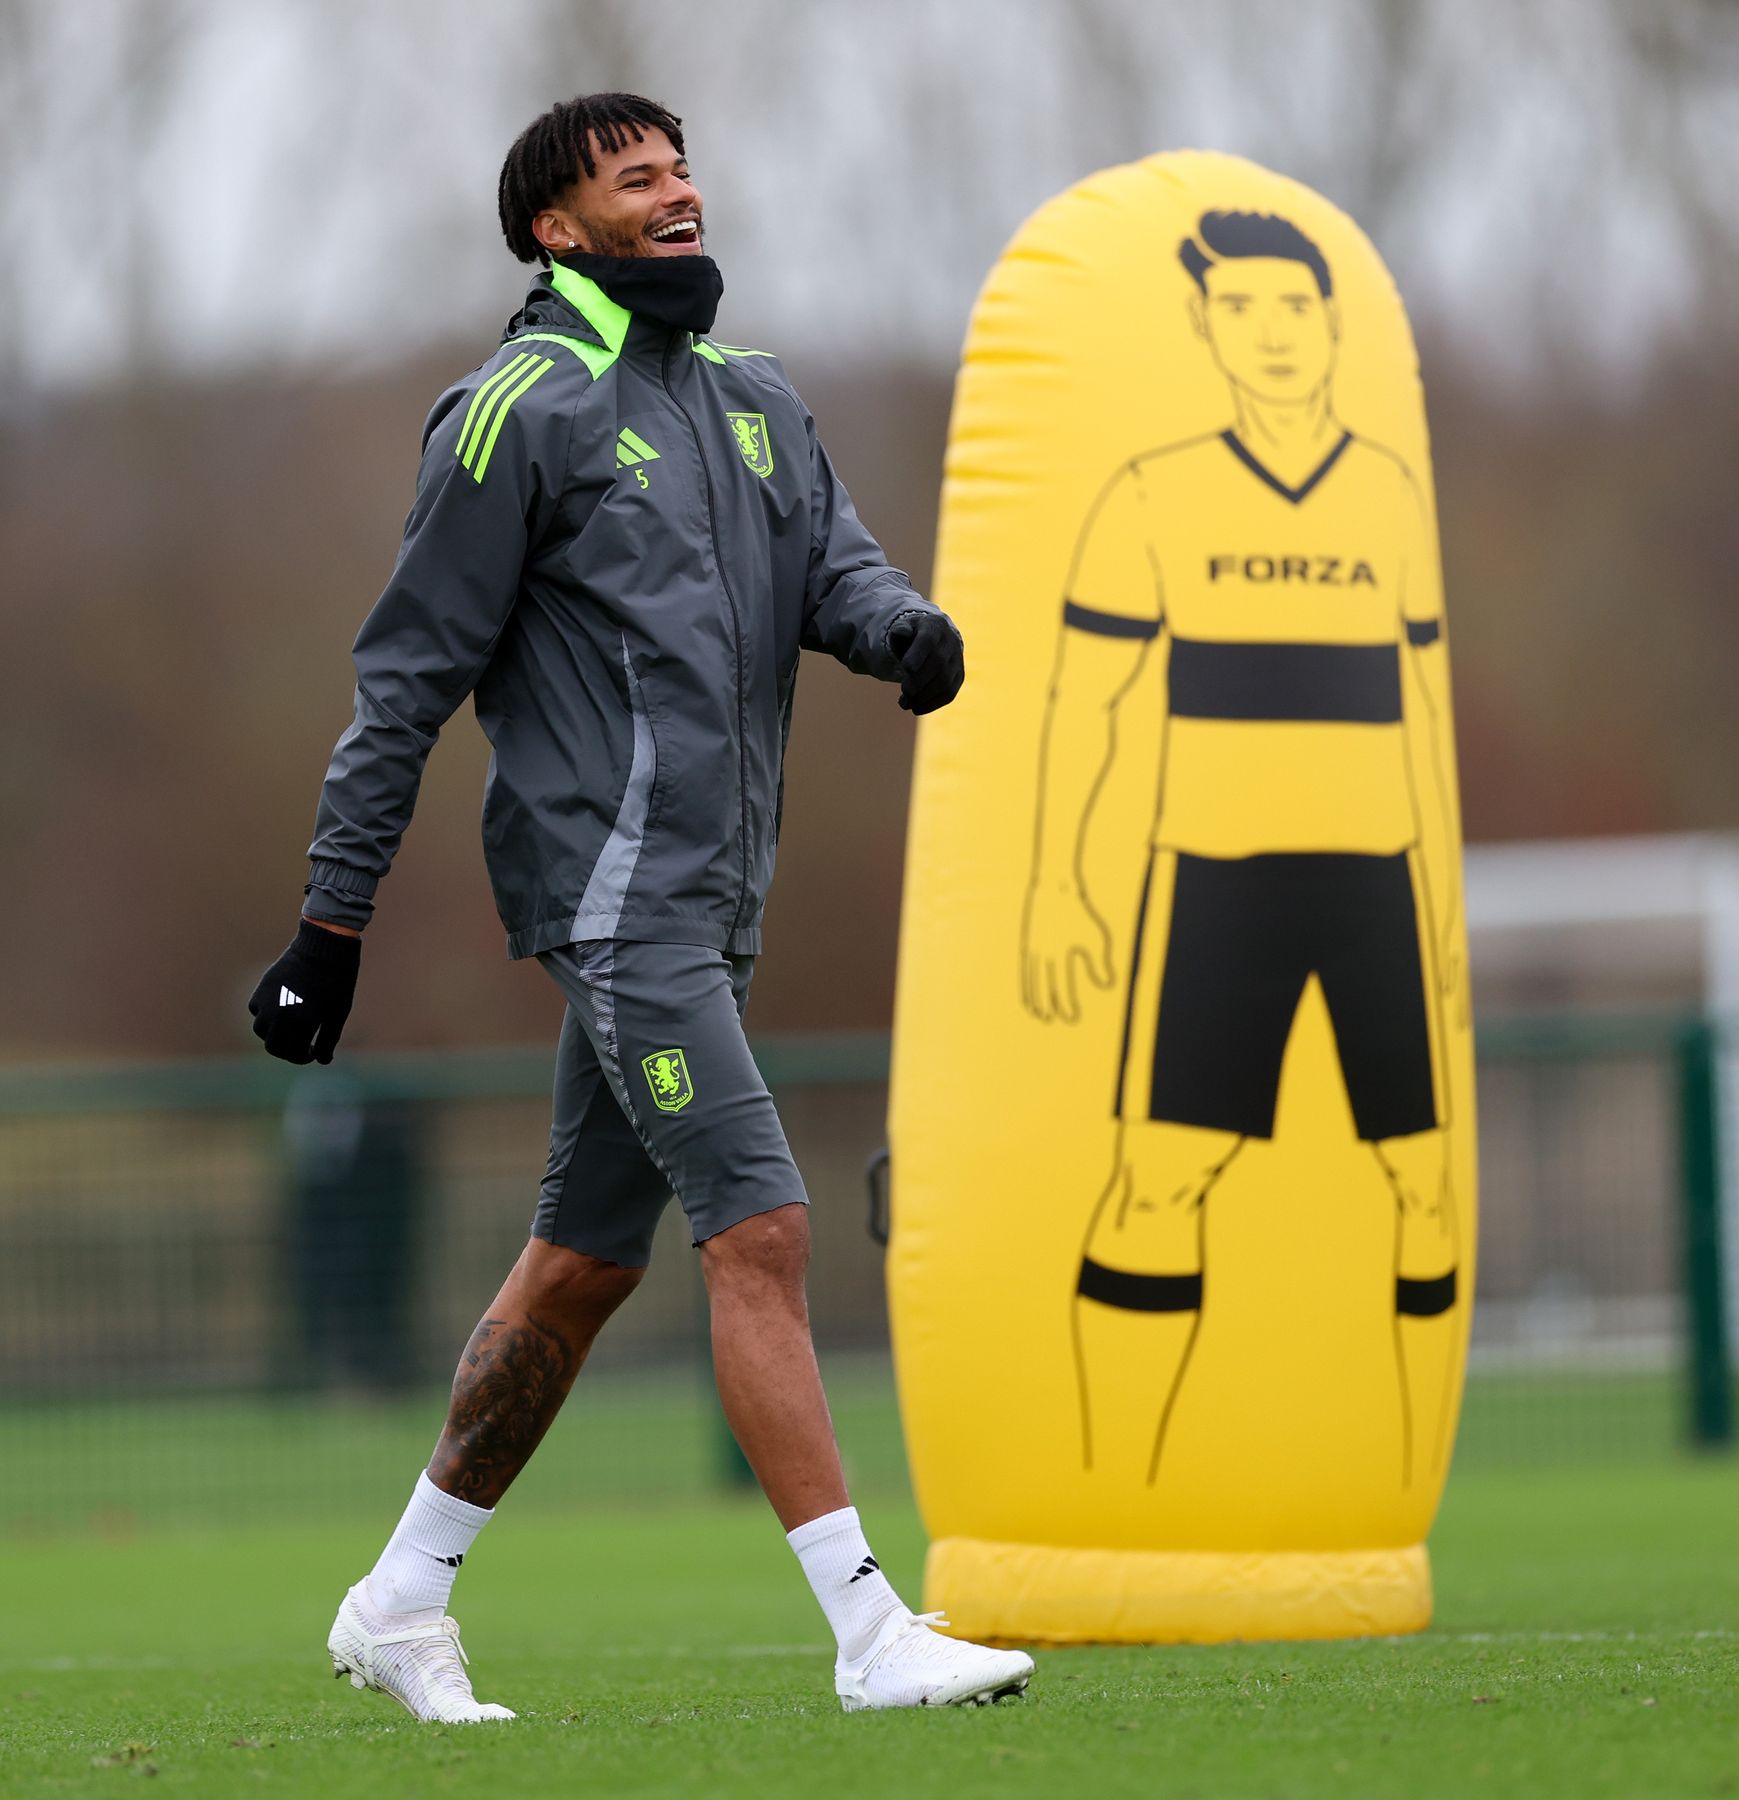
[327,1582,515,1723]
[836,1609,1034,1711]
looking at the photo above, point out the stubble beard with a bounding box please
[571,213,702,259]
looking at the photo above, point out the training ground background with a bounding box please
[6,4,1739,1794]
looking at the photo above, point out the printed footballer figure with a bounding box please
[1019,210,1462,1490]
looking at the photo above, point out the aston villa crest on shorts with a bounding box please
[642,1047,695,1113]
[726,412,774,478]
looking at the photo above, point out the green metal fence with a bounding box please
[1469,1013,1731,1455]
[0,1016,1728,1534]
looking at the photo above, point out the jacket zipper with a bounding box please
[661,333,753,938]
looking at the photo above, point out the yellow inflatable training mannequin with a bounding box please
[887,150,1475,1643]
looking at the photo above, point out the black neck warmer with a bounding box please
[555,249,724,335]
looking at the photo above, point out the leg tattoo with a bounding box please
[427,1312,578,1508]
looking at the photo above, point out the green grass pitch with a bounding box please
[2,1388,1736,1797]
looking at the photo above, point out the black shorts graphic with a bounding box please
[1121,851,1438,1142]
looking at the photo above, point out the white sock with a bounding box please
[365,1472,493,1617]
[787,1505,905,1663]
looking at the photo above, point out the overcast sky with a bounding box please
[2,0,1735,397]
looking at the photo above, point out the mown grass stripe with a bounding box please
[456,353,533,469]
[472,358,554,483]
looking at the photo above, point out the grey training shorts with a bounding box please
[531,938,809,1267]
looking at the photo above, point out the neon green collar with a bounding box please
[547,263,633,358]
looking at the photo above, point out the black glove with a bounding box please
[248,919,362,1065]
[887,610,965,715]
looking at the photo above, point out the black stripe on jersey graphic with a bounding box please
[1220,428,1352,505]
[1063,600,1163,640]
[1168,639,1403,723]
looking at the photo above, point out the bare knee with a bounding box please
[515,1238,645,1324]
[700,1203,811,1299]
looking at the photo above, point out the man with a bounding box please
[1020,210,1461,1491]
[248,92,1031,1720]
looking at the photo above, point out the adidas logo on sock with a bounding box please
[848,1555,880,1583]
[280,987,303,1007]
[441,1553,464,1568]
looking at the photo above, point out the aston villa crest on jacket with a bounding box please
[728,411,774,477]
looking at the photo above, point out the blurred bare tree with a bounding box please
[2,0,1736,394]
[2,0,1738,1058]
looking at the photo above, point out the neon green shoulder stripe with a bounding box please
[692,337,727,365]
[712,341,778,359]
[457,352,535,466]
[470,357,553,482]
[457,355,554,482]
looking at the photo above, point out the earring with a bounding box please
[567,238,577,248]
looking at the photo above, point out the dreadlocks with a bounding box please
[497,92,686,265]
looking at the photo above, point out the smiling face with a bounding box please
[1191,257,1339,403]
[533,127,704,259]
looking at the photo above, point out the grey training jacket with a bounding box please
[303,260,940,958]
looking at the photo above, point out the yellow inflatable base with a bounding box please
[925,1537,1432,1645]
